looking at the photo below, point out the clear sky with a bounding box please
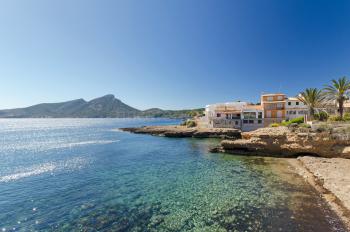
[1,0,350,110]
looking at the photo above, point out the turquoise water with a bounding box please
[0,119,346,232]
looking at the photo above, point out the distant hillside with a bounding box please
[0,95,203,119]
[140,108,204,118]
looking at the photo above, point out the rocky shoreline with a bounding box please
[289,157,350,230]
[120,125,241,139]
[212,126,350,158]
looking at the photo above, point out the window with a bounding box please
[266,111,272,118]
[258,120,262,124]
[267,96,273,101]
[258,112,263,118]
[277,111,282,118]
[296,102,299,106]
[277,96,283,100]
[249,120,254,124]
[217,113,221,117]
[288,102,291,106]
[235,121,239,125]
[243,112,256,119]
[277,103,284,109]
[236,114,241,118]
[243,120,248,124]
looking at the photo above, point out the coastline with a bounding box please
[120,125,241,139]
[121,124,350,230]
[288,157,350,230]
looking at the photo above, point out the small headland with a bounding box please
[211,123,350,159]
[120,125,241,139]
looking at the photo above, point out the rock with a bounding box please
[289,123,299,128]
[217,126,350,158]
[120,126,241,139]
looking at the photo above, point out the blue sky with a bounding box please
[1,0,350,110]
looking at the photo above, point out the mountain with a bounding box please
[0,95,140,118]
[0,95,203,118]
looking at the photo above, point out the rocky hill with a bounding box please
[0,95,202,118]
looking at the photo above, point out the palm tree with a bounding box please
[323,76,350,119]
[298,88,326,120]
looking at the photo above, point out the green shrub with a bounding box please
[280,120,291,126]
[318,111,329,121]
[270,123,280,127]
[186,120,197,128]
[314,113,320,121]
[344,113,350,121]
[328,115,343,122]
[180,120,187,126]
[299,123,311,128]
[314,112,329,121]
[290,116,304,124]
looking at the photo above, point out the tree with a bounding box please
[323,76,350,119]
[298,88,326,120]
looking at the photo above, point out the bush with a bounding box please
[314,113,320,120]
[270,123,280,127]
[281,120,291,126]
[344,113,350,121]
[290,116,304,124]
[180,120,187,126]
[314,112,329,121]
[299,123,311,128]
[319,111,329,121]
[328,115,343,122]
[186,120,197,128]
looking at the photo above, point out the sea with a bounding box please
[0,118,346,231]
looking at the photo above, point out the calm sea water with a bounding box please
[0,119,346,232]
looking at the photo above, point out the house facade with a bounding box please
[241,105,264,131]
[203,93,310,131]
[261,93,286,126]
[204,102,264,131]
[205,102,246,129]
[285,97,309,120]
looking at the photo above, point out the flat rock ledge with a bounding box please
[212,126,350,158]
[120,126,241,139]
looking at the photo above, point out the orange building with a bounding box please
[260,93,287,126]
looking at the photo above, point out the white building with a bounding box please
[204,102,264,131]
[241,105,264,131]
[285,97,308,120]
[205,102,247,129]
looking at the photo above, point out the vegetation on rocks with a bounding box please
[180,120,197,128]
[270,116,305,127]
[313,111,329,121]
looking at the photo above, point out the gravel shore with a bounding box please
[289,157,350,230]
